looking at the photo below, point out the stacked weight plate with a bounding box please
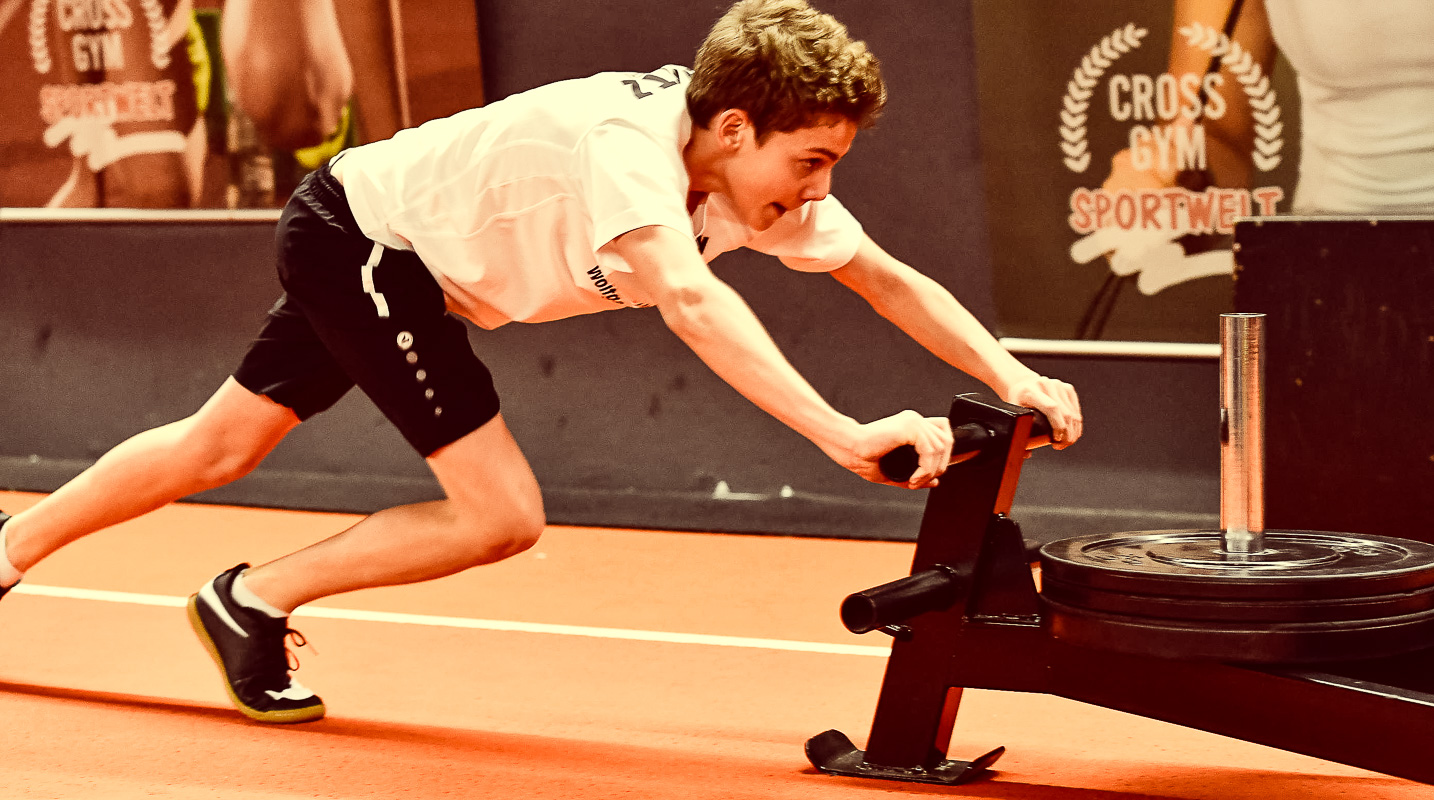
[1040,314,1434,663]
[1040,529,1434,662]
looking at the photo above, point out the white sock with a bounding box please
[230,570,290,618]
[0,523,24,588]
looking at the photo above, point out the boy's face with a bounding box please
[721,114,858,231]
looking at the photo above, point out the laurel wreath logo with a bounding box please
[1178,21,1282,171]
[27,0,174,74]
[140,0,171,70]
[1060,23,1148,173]
[29,0,52,73]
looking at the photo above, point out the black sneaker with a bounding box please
[187,563,325,723]
[0,512,15,600]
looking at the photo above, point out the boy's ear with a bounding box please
[714,109,755,149]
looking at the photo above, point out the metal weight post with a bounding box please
[807,389,1434,787]
[1221,312,1265,555]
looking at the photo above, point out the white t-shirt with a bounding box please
[1264,0,1434,213]
[337,65,864,329]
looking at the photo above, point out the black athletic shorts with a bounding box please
[232,160,500,457]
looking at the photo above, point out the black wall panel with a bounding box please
[1234,217,1434,543]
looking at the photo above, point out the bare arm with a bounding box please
[222,0,354,150]
[606,225,954,488]
[1174,0,1278,188]
[830,234,1083,447]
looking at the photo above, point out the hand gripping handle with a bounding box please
[877,410,1053,483]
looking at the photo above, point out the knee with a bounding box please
[193,444,267,490]
[173,422,272,489]
[457,499,545,565]
[489,504,546,561]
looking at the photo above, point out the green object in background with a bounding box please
[193,9,227,155]
[295,103,353,170]
[187,14,211,115]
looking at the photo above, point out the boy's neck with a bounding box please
[682,124,725,204]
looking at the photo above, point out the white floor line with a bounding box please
[10,583,891,658]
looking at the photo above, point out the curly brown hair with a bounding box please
[686,0,886,139]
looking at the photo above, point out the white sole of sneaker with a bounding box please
[186,593,327,724]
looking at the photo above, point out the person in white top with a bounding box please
[334,61,869,328]
[1104,0,1434,213]
[1261,0,1434,214]
[0,0,1083,724]
[1088,0,1434,303]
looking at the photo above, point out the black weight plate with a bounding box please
[1040,530,1434,601]
[1041,575,1434,623]
[1043,596,1434,663]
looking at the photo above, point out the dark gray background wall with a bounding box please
[0,0,1220,545]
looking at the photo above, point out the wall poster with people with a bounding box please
[970,0,1303,343]
[0,0,482,210]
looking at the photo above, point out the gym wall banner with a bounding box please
[0,0,481,210]
[971,0,1301,343]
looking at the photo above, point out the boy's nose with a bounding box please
[801,172,831,202]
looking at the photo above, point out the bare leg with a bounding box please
[4,378,299,571]
[242,412,544,611]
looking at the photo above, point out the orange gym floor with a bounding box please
[0,488,1427,799]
